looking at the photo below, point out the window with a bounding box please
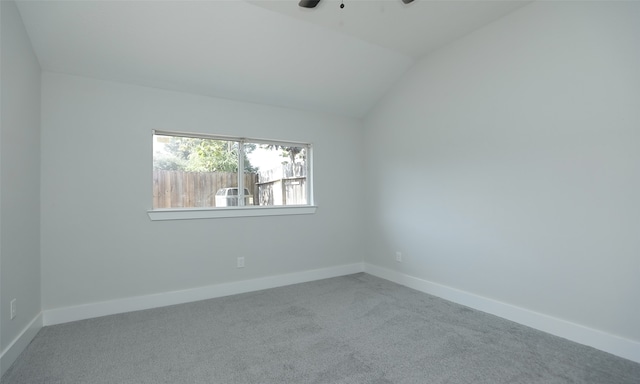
[149,130,315,220]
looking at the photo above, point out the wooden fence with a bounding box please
[257,163,307,206]
[153,162,307,208]
[153,171,258,209]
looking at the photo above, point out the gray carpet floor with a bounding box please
[2,273,639,384]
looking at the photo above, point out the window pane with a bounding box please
[152,131,312,211]
[246,143,307,206]
[152,134,240,208]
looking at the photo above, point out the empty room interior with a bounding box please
[1,0,639,382]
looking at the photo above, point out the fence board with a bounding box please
[152,167,306,209]
[153,171,258,209]
[256,162,307,206]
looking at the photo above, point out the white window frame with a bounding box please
[148,130,316,221]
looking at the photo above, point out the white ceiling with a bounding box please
[15,0,531,118]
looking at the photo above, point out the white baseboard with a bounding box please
[0,312,43,378]
[364,263,640,364]
[39,262,640,364]
[43,262,365,326]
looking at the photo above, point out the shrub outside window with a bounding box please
[152,131,312,211]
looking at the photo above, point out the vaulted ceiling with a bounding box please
[15,0,531,118]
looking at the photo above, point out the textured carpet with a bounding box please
[2,273,639,384]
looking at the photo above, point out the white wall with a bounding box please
[7,0,638,369]
[0,0,42,374]
[41,72,364,311]
[364,0,640,345]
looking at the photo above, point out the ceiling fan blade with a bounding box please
[299,0,321,8]
[401,0,414,3]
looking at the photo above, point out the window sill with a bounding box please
[147,206,317,221]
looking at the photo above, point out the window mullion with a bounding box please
[306,144,312,205]
[238,140,245,207]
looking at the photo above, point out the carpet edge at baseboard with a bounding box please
[40,261,639,365]
[42,262,365,326]
[0,312,43,378]
[363,262,640,364]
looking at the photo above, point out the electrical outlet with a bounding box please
[237,256,245,268]
[10,299,16,320]
[395,252,402,263]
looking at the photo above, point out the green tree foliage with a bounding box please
[152,156,187,171]
[154,136,256,172]
[262,144,306,165]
